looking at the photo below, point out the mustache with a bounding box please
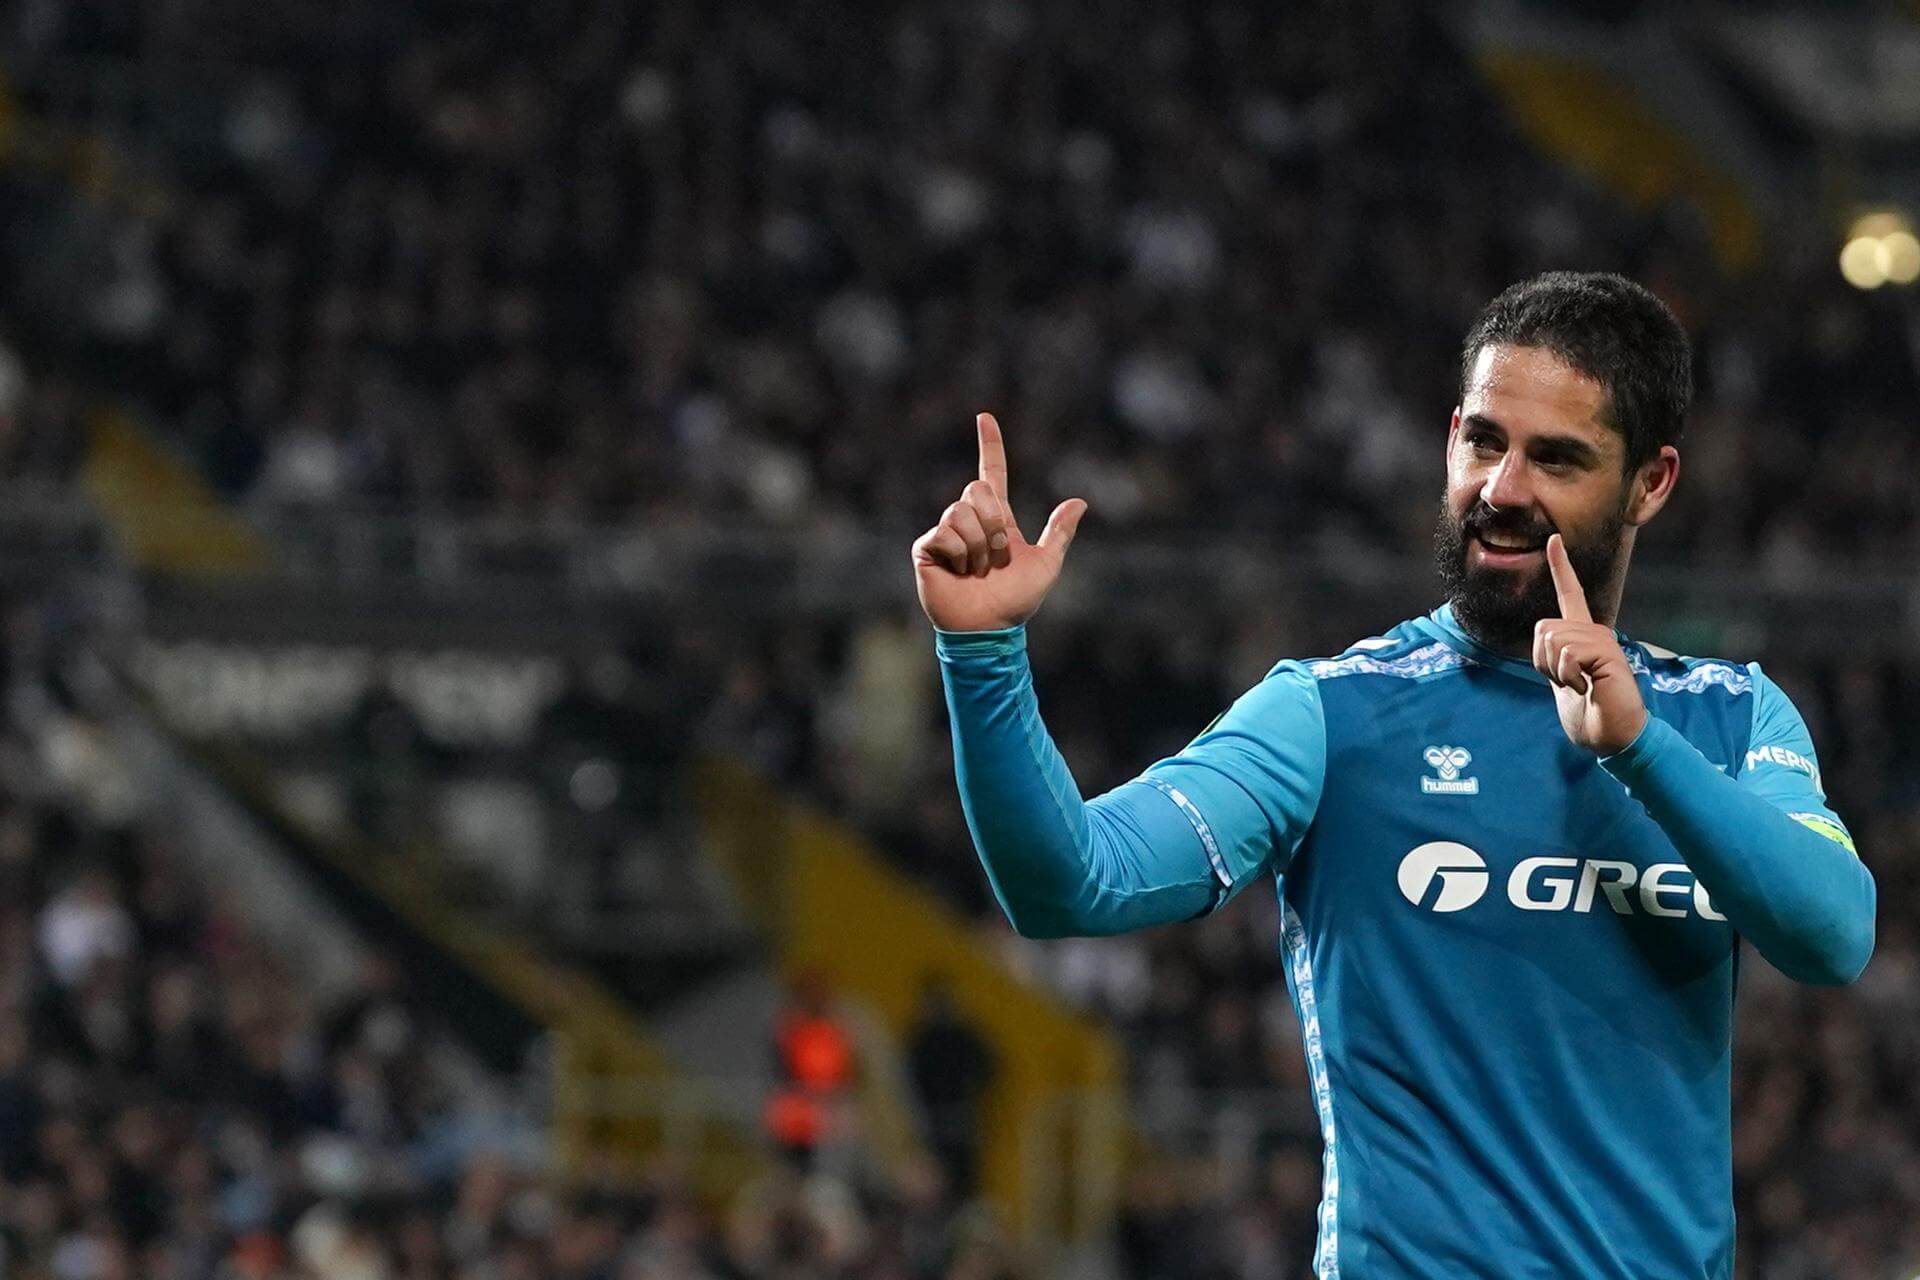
[1460,503,1555,545]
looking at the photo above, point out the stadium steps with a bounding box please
[200,731,943,1211]
[145,712,776,1200]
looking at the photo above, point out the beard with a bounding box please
[1433,495,1628,654]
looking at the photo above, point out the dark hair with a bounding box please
[1459,271,1693,471]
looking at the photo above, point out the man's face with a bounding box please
[1434,344,1637,652]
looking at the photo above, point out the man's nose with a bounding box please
[1481,453,1534,509]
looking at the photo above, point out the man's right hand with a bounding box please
[911,412,1088,633]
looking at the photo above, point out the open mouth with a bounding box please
[1471,532,1546,565]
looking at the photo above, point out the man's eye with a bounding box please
[1467,434,1500,455]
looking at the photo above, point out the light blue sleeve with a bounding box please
[1599,664,1874,985]
[1135,660,1326,899]
[935,624,1324,939]
[1738,664,1857,853]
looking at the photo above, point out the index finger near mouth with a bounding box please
[1546,534,1592,623]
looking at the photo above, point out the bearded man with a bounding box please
[911,271,1874,1279]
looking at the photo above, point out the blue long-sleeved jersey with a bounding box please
[936,604,1874,1279]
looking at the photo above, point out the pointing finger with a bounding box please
[1546,534,1592,622]
[977,412,1010,504]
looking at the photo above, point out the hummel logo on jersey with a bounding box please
[1396,843,1726,920]
[1421,745,1479,795]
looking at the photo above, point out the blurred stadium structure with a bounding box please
[0,0,1917,1277]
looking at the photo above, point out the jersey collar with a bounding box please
[1415,602,1636,688]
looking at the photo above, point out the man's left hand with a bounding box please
[1533,534,1649,757]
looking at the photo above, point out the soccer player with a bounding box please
[910,272,1874,1278]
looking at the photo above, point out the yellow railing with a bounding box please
[82,410,273,574]
[1477,50,1761,274]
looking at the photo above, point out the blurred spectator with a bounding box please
[38,866,135,988]
[904,976,994,1204]
[765,970,859,1175]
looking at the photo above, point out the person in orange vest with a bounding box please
[764,969,857,1170]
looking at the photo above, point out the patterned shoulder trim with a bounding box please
[1309,641,1472,682]
[1624,647,1753,696]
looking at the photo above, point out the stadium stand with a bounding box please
[0,599,1034,1279]
[2,0,1916,567]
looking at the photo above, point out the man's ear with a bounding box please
[1626,445,1680,526]
[1446,407,1461,456]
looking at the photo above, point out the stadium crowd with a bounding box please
[2,0,1917,574]
[0,0,1917,1275]
[0,605,1043,1280]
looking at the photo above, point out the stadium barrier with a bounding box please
[35,500,1915,657]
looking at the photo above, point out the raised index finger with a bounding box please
[1546,534,1592,622]
[977,412,1009,502]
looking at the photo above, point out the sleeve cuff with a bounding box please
[1598,714,1683,783]
[934,624,1028,661]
